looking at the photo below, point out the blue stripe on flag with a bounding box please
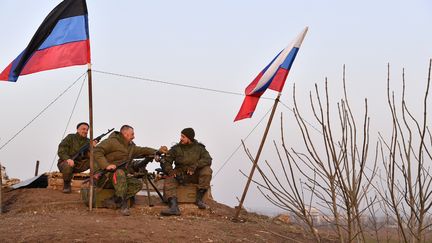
[253,78,272,94]
[38,15,88,50]
[8,51,25,81]
[280,48,299,70]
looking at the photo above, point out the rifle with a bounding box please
[82,159,129,184]
[71,128,114,160]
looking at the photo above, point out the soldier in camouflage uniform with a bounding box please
[160,127,212,216]
[94,124,168,216]
[57,122,96,193]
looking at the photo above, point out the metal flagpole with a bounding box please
[87,63,95,210]
[233,93,281,221]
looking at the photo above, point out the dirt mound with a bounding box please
[0,188,320,242]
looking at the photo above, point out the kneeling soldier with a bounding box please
[160,127,213,216]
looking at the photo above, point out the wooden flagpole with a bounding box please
[87,63,95,210]
[233,93,281,221]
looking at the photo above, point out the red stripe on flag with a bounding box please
[21,40,89,76]
[0,63,13,81]
[268,68,289,92]
[234,95,261,121]
[245,72,264,95]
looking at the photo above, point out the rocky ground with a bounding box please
[0,188,330,242]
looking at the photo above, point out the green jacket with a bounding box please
[161,140,212,174]
[57,133,90,163]
[94,131,157,170]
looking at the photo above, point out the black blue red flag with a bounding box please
[0,0,90,82]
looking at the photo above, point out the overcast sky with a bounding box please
[0,0,431,214]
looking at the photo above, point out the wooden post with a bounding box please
[87,64,95,210]
[233,93,281,221]
[34,160,40,176]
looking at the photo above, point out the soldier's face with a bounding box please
[180,134,191,145]
[77,124,89,138]
[122,128,135,143]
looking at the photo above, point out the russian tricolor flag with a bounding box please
[0,0,90,82]
[234,27,308,122]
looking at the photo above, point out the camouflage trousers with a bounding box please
[57,159,90,182]
[96,169,142,200]
[164,165,212,199]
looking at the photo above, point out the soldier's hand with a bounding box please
[106,164,117,171]
[159,146,168,154]
[92,140,98,146]
[66,159,74,167]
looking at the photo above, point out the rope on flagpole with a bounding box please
[0,72,88,152]
[214,106,273,178]
[49,74,88,172]
[92,69,276,100]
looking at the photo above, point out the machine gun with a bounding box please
[130,154,167,205]
[71,128,114,161]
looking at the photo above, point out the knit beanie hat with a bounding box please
[181,127,195,141]
[76,122,89,129]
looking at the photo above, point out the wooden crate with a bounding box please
[81,187,116,208]
[47,172,89,192]
[160,180,212,203]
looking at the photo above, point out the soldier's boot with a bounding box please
[120,198,131,216]
[62,180,72,193]
[160,197,181,216]
[103,196,122,209]
[195,189,207,209]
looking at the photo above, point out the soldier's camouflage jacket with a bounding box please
[57,133,89,163]
[161,140,212,174]
[94,131,157,170]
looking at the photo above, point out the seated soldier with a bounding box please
[160,127,213,216]
[94,125,167,216]
[57,122,97,193]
